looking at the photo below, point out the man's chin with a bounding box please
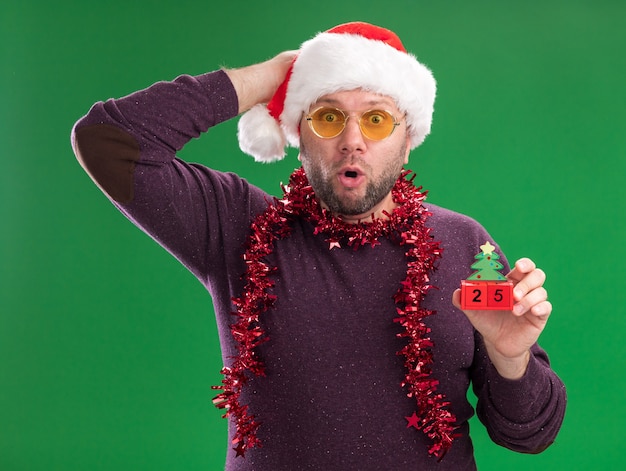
[325,197,378,219]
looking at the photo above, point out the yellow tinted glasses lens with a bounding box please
[307,107,346,138]
[305,107,400,140]
[359,110,397,140]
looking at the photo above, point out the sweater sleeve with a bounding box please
[72,70,238,202]
[462,215,567,452]
[427,205,566,454]
[70,70,269,284]
[471,325,567,453]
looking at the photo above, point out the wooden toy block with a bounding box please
[460,241,515,311]
[460,280,514,311]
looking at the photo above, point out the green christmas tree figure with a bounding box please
[466,241,507,281]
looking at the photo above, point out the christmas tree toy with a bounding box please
[460,241,514,311]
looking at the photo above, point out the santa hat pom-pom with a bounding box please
[237,104,287,163]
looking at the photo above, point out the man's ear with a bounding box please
[404,135,411,164]
[297,122,303,161]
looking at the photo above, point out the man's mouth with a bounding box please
[337,168,365,189]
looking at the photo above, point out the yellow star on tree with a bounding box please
[480,241,496,255]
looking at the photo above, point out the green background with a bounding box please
[2,0,624,469]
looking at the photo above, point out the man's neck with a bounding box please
[321,194,398,224]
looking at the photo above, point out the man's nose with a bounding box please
[338,116,367,153]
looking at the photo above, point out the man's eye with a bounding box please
[321,112,340,123]
[368,113,385,125]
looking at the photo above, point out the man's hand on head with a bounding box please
[224,51,297,114]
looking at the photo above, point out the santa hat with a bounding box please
[237,22,437,163]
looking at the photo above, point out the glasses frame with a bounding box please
[304,106,403,141]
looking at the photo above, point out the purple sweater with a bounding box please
[72,70,566,470]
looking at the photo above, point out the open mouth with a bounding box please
[344,170,358,178]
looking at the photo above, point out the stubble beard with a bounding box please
[299,141,406,217]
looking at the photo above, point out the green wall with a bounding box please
[2,1,624,469]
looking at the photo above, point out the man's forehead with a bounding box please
[311,90,400,110]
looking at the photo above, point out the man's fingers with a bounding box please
[512,286,549,316]
[512,267,546,301]
[507,258,536,281]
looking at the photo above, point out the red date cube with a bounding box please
[460,281,514,311]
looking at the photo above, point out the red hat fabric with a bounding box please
[237,22,437,162]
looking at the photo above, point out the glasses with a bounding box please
[305,106,403,141]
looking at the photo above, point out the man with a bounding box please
[72,22,565,470]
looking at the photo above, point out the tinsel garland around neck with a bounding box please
[212,167,458,460]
